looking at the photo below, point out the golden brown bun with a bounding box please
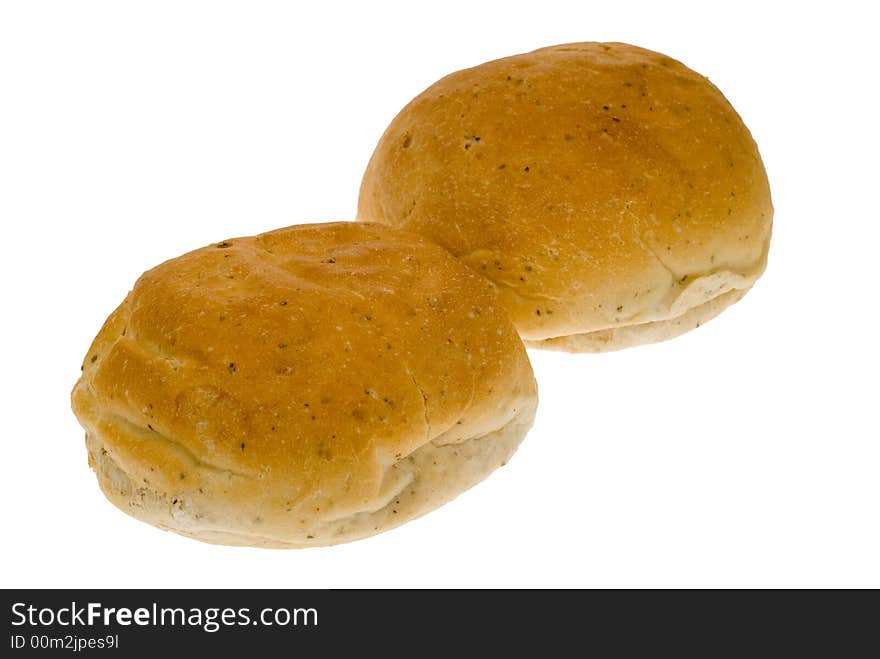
[71,222,537,547]
[358,42,773,350]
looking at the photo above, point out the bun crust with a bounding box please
[358,42,773,349]
[72,222,537,547]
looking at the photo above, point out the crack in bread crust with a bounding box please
[86,401,537,548]
[528,288,748,353]
[104,410,256,480]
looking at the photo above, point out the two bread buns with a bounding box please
[72,42,771,548]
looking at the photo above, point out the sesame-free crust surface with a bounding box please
[72,222,537,547]
[358,42,773,349]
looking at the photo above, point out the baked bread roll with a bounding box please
[71,222,537,547]
[358,42,773,351]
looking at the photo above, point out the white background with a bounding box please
[1,0,877,588]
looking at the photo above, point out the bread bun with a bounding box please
[71,222,537,547]
[358,42,773,351]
